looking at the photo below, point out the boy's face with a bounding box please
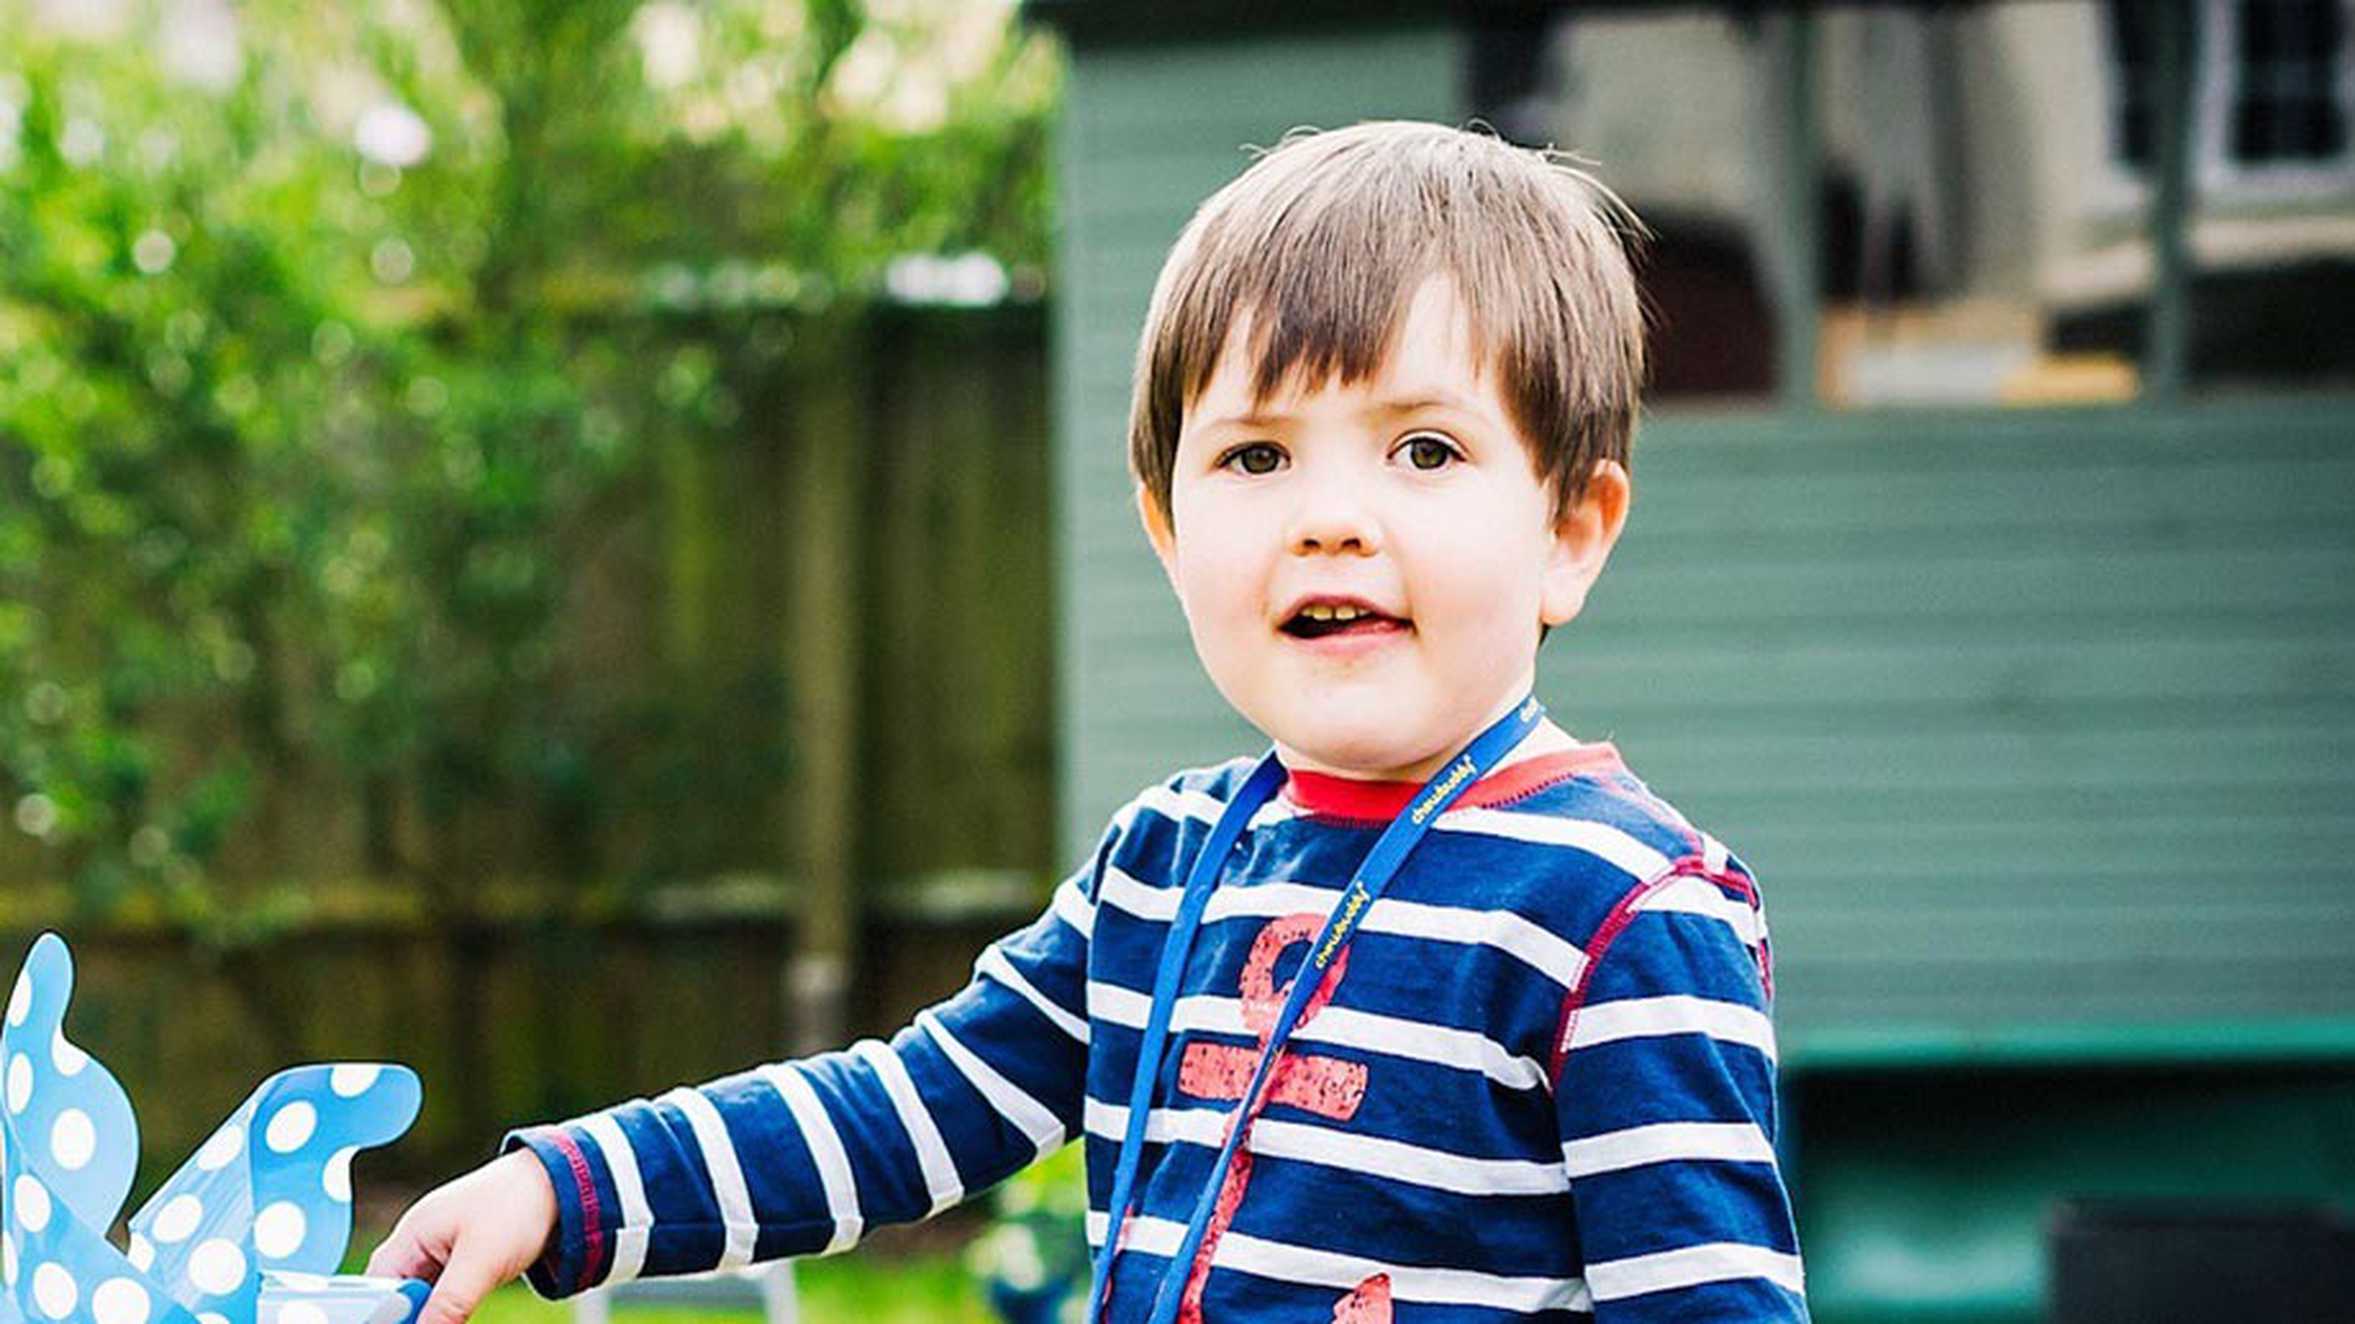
[1141,278,1630,783]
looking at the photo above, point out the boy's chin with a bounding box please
[1272,725,1452,783]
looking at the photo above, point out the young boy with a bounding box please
[371,121,1806,1322]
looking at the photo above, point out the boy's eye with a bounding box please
[1221,442,1284,475]
[1401,433,1459,471]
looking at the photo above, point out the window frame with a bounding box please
[2093,0,2355,212]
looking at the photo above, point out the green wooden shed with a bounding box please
[1026,1,2355,1319]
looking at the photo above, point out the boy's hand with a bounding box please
[368,1149,560,1324]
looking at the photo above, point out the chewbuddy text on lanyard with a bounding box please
[1085,693,1547,1324]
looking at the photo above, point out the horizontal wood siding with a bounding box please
[1554,401,2355,1041]
[1052,24,1462,857]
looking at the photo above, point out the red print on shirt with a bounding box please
[1171,913,1390,1324]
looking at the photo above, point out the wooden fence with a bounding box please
[0,905,1019,1190]
[0,300,1059,1186]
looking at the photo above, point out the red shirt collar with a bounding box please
[1278,743,1625,823]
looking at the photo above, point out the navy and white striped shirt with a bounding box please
[509,727,1806,1321]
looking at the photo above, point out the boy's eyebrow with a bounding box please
[1193,408,1289,432]
[1192,390,1491,434]
[1368,391,1488,418]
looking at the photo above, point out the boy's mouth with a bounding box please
[1279,599,1410,640]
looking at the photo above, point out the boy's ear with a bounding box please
[1540,459,1632,628]
[1136,483,1181,593]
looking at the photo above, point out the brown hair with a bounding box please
[1129,120,1649,525]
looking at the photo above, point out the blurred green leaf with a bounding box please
[0,0,1058,933]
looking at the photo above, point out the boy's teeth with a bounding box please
[1301,604,1366,622]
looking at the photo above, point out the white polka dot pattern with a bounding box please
[365,1291,419,1324]
[31,1262,75,1319]
[13,1177,50,1232]
[322,1148,357,1203]
[50,1108,95,1171]
[150,1194,203,1244]
[193,1123,242,1172]
[48,1032,86,1079]
[328,1066,381,1099]
[265,1102,317,1154]
[187,1239,245,1296]
[91,1276,150,1324]
[253,1202,307,1259]
[2,934,432,1324]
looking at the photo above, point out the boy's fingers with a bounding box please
[416,1240,505,1324]
[366,1230,432,1282]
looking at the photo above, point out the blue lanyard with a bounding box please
[1084,694,1546,1324]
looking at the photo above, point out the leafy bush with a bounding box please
[0,0,1057,933]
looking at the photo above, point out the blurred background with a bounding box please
[2,1,2350,1322]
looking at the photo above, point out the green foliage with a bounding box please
[0,0,1058,930]
[965,1140,1088,1309]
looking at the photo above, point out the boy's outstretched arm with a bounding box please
[369,833,1111,1324]
[1553,865,1809,1321]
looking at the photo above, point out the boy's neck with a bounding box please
[1271,685,1551,785]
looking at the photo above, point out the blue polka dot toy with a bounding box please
[1,934,433,1324]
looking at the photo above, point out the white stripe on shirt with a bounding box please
[660,1087,757,1268]
[1584,1241,1804,1302]
[1436,808,1673,881]
[1094,868,1589,989]
[1564,995,1779,1063]
[1637,874,1764,949]
[975,945,1089,1043]
[1084,1098,1570,1197]
[915,1009,1065,1160]
[1115,777,1300,837]
[1560,1121,1777,1178]
[1050,874,1095,939]
[576,1112,651,1285]
[1087,983,1547,1091]
[1085,1213,1592,1314]
[848,1039,962,1217]
[756,1063,863,1255]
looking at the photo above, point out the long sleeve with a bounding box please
[1553,866,1808,1320]
[503,839,1108,1298]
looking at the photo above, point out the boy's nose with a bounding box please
[1284,482,1381,557]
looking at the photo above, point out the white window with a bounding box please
[2107,0,2355,199]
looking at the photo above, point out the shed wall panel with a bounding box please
[1567,403,2355,1039]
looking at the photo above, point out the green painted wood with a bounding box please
[2147,0,2199,400]
[1548,405,2355,1041]
[1052,22,1463,858]
[1768,8,1821,408]
[1789,1018,2355,1071]
[1793,1065,2355,1322]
